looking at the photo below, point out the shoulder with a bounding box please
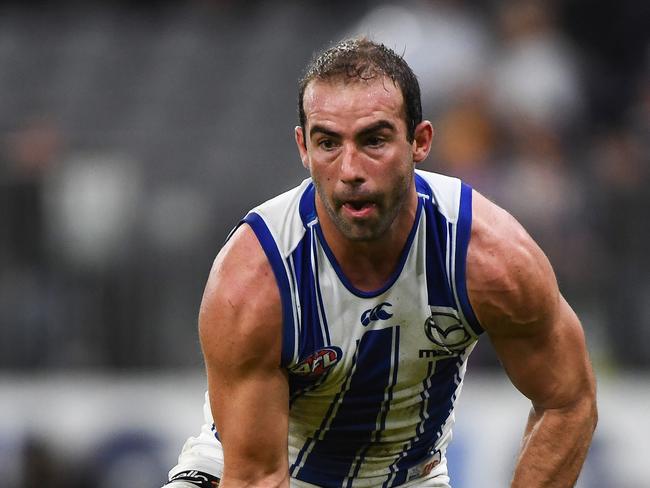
[199,223,283,367]
[467,190,559,336]
[415,169,463,220]
[244,178,314,260]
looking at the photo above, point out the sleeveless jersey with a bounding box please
[175,170,483,488]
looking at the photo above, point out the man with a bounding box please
[164,38,597,488]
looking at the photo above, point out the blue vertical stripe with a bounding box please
[387,356,464,486]
[288,228,330,401]
[298,182,318,226]
[415,173,433,199]
[291,229,325,358]
[312,227,332,346]
[454,183,483,334]
[241,213,295,367]
[423,200,454,307]
[346,326,401,487]
[290,340,363,478]
[378,326,400,434]
[382,360,434,488]
[296,328,396,487]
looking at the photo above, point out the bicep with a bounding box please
[199,225,289,480]
[468,191,595,409]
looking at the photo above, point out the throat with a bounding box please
[315,187,420,292]
[331,241,403,292]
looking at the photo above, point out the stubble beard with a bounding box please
[314,174,412,243]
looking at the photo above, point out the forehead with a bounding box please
[302,77,405,131]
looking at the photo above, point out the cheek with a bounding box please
[385,158,414,194]
[309,166,334,193]
[310,160,335,180]
[378,154,411,181]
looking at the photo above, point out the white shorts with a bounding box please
[167,404,450,488]
[167,424,451,487]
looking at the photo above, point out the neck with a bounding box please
[318,189,418,292]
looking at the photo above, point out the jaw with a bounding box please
[320,190,413,244]
[313,165,418,245]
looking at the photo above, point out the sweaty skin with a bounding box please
[200,225,288,487]
[467,192,597,487]
[198,76,596,487]
[295,78,433,291]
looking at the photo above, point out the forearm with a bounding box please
[220,471,290,488]
[511,398,597,488]
[210,386,290,488]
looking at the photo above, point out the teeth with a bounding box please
[348,202,366,210]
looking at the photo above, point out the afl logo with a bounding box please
[424,306,471,350]
[291,347,342,377]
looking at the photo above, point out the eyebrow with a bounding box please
[309,120,397,140]
[309,125,340,140]
[357,120,396,139]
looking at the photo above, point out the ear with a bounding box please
[295,126,309,169]
[412,120,434,164]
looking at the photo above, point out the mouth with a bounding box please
[341,200,377,218]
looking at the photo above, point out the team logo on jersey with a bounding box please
[360,302,393,326]
[291,346,342,377]
[422,306,471,352]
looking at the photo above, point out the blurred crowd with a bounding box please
[1,0,648,377]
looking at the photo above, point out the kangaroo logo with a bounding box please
[360,302,393,326]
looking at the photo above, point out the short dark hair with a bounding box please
[298,38,423,143]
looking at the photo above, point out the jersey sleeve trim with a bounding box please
[241,212,296,366]
[454,183,483,335]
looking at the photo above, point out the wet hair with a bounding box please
[298,37,422,143]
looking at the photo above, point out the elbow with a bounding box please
[587,369,598,433]
[560,377,598,438]
[588,390,598,435]
[577,376,598,438]
[221,472,289,488]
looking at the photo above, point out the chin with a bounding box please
[344,232,377,242]
[339,223,387,242]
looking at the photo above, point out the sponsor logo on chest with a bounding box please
[419,305,473,358]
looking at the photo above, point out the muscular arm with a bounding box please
[467,191,597,488]
[199,224,290,487]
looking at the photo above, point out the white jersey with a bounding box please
[170,170,483,487]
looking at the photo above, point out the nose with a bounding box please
[339,142,365,186]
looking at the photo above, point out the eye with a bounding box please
[365,135,385,148]
[318,139,338,151]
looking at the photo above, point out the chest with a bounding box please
[288,224,474,393]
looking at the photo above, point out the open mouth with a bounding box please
[347,201,368,211]
[342,200,376,217]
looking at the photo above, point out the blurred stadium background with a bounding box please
[0,0,648,486]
